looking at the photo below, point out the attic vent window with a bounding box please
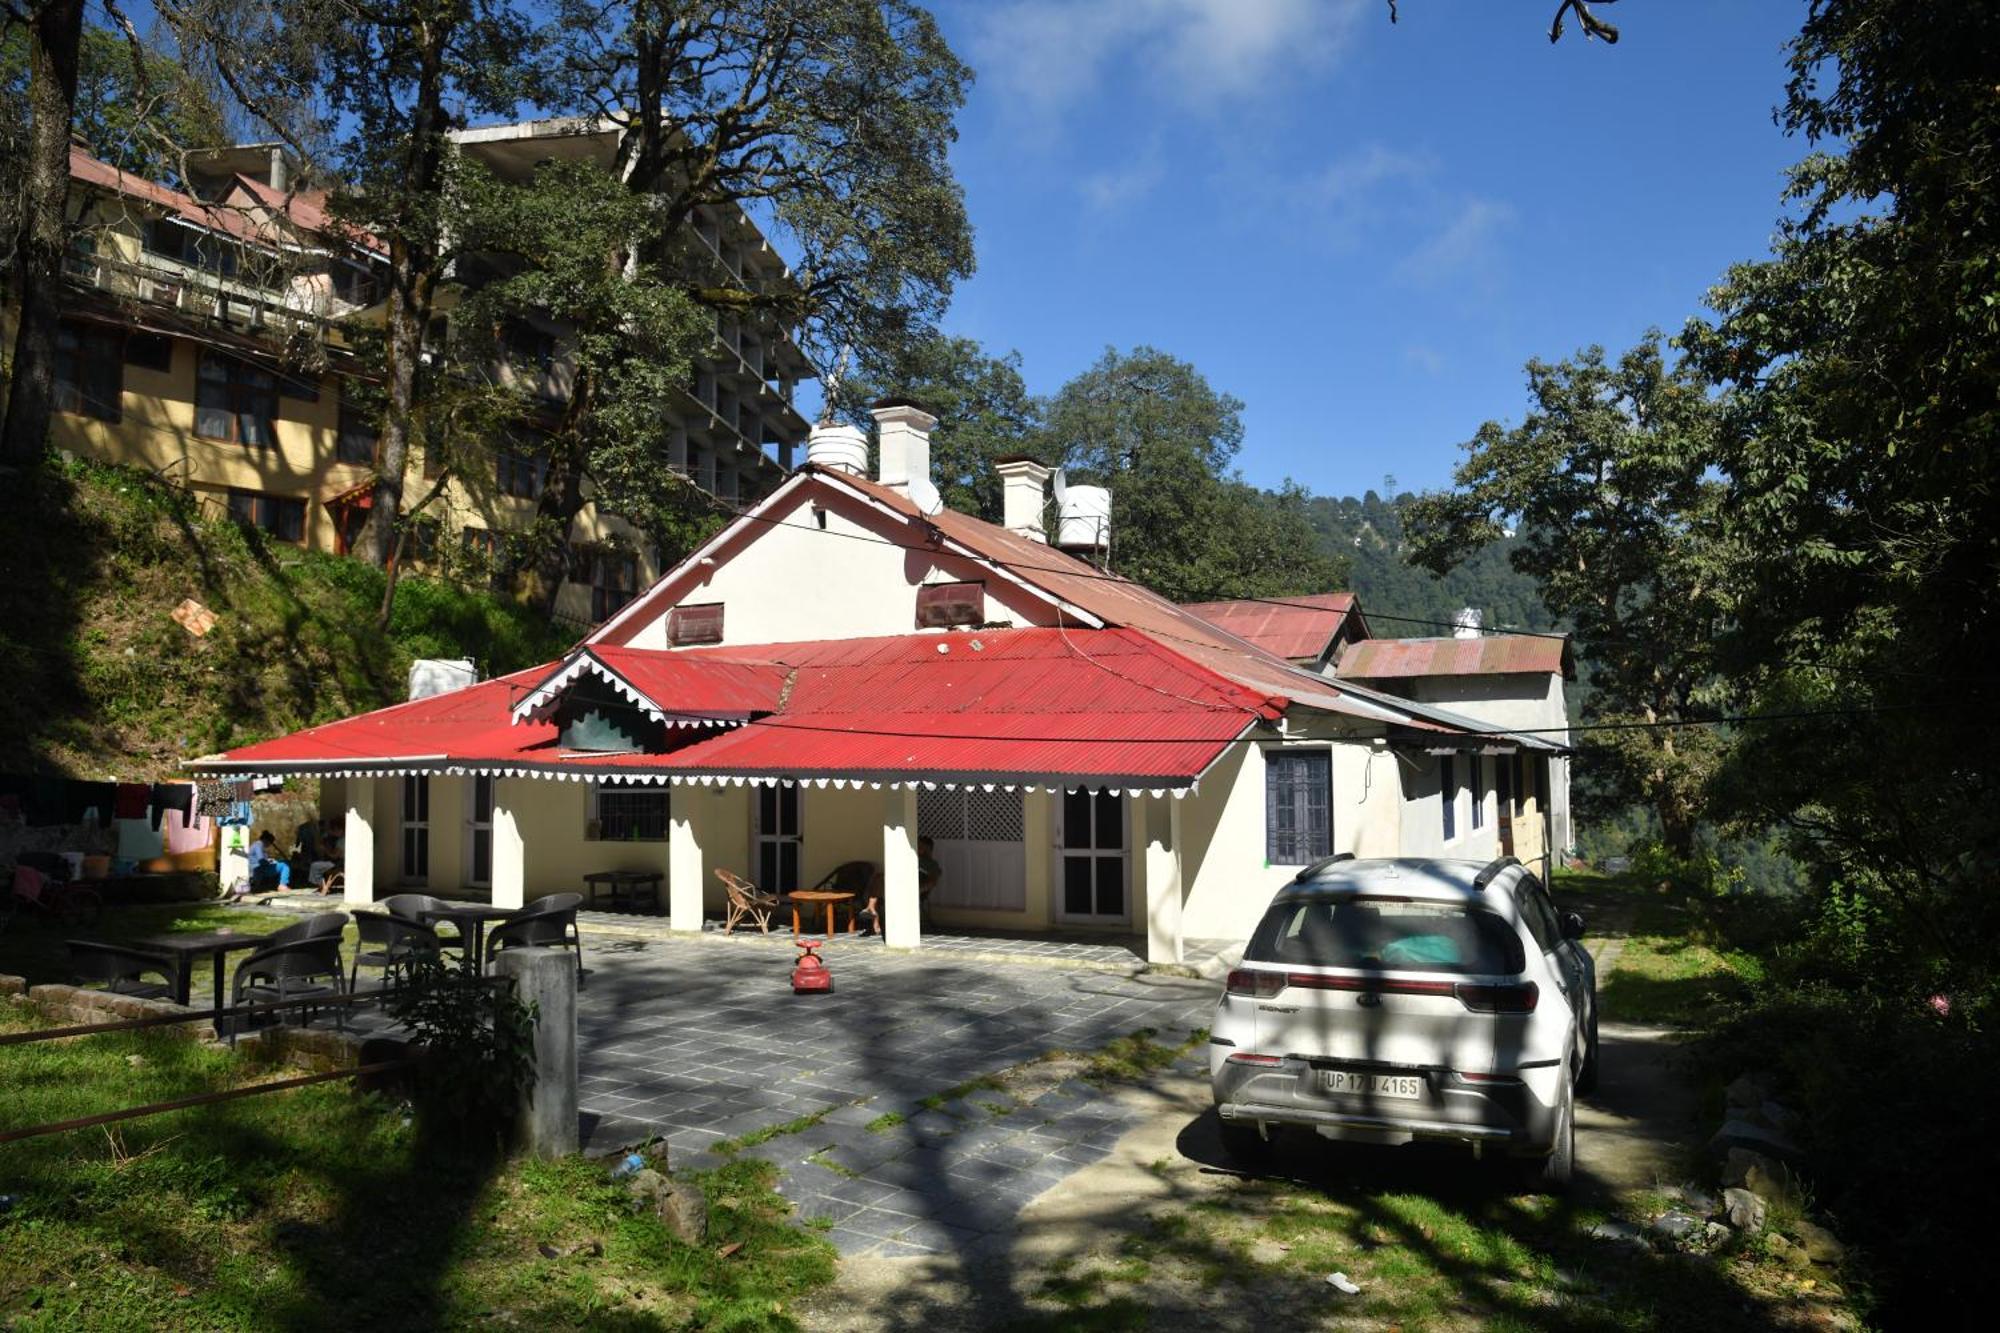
[916,581,985,629]
[668,602,724,646]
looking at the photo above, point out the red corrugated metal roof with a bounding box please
[204,627,1277,787]
[1335,635,1576,681]
[228,173,388,257]
[1179,593,1363,661]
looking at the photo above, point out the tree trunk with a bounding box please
[1657,798,1700,862]
[355,32,449,568]
[1,0,86,465]
[525,439,588,618]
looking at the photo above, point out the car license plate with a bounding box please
[1317,1069,1424,1100]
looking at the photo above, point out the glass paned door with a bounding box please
[468,776,493,888]
[400,775,429,884]
[1059,789,1126,922]
[755,784,802,891]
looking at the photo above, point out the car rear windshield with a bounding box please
[1244,898,1526,975]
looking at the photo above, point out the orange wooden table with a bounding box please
[787,889,856,936]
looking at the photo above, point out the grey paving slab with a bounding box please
[567,931,1217,1258]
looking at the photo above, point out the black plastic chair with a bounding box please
[66,939,176,1000]
[811,860,877,895]
[230,929,348,1035]
[380,893,466,955]
[349,911,441,999]
[267,911,349,948]
[483,892,586,988]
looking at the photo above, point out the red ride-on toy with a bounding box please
[791,938,833,994]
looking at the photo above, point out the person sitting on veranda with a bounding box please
[855,837,942,937]
[247,829,291,891]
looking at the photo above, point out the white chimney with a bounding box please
[1453,607,1483,639]
[994,457,1050,543]
[871,399,937,493]
[804,421,868,475]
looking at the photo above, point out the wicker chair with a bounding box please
[716,868,785,934]
[67,940,176,1000]
[483,893,586,987]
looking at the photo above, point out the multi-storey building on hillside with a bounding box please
[4,119,812,628]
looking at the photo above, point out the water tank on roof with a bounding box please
[409,658,477,700]
[1057,485,1112,552]
[805,422,868,476]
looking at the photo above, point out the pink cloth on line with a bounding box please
[164,807,214,855]
[10,863,47,903]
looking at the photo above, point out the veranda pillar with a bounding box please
[342,779,378,906]
[489,777,530,910]
[1139,794,1184,965]
[882,786,921,949]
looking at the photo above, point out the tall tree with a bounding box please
[1403,337,1730,858]
[1043,345,1344,602]
[1681,0,2000,985]
[3,21,226,183]
[450,156,716,612]
[1,0,85,465]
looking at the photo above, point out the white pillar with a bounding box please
[882,786,920,949]
[490,777,529,910]
[1140,794,1183,965]
[668,795,704,932]
[343,779,378,905]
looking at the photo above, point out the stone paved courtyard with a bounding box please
[571,929,1219,1257]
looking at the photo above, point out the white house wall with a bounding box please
[620,486,1062,650]
[1177,726,1399,945]
[1398,673,1573,856]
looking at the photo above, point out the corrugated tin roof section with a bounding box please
[1335,635,1577,682]
[199,627,1277,786]
[1179,593,1362,661]
[590,646,790,716]
[230,174,388,257]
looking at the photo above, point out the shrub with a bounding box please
[387,951,539,1141]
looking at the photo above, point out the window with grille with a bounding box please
[196,352,277,446]
[592,784,668,841]
[1265,749,1331,865]
[461,527,510,591]
[226,489,306,543]
[54,323,123,422]
[916,581,985,628]
[1470,756,1487,830]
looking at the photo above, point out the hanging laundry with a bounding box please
[220,800,253,828]
[70,780,117,826]
[164,806,214,856]
[195,780,235,819]
[115,783,149,819]
[148,782,194,831]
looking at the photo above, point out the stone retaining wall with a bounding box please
[4,975,365,1072]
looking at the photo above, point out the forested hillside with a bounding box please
[1300,489,1556,636]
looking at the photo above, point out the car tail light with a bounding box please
[1224,1052,1284,1067]
[1457,1070,1525,1085]
[1225,968,1287,998]
[1453,981,1540,1013]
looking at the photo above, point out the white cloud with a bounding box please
[1395,197,1514,285]
[1404,343,1446,376]
[969,0,1362,127]
[1080,143,1166,211]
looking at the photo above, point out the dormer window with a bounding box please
[916,581,985,629]
[668,603,724,646]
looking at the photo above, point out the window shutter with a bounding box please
[915,581,985,628]
[668,603,724,646]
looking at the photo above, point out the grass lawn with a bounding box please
[1553,869,1764,1027]
[0,901,319,1007]
[0,1005,834,1330]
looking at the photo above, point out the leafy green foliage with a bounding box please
[0,456,566,776]
[1044,346,1345,602]
[0,22,224,186]
[1404,337,1730,855]
[387,948,538,1139]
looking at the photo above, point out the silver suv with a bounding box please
[1209,856,1598,1189]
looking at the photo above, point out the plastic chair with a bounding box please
[349,911,442,998]
[483,893,585,987]
[380,893,466,955]
[810,861,876,894]
[230,923,348,1034]
[66,939,175,1000]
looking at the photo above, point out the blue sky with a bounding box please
[924,0,1811,498]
